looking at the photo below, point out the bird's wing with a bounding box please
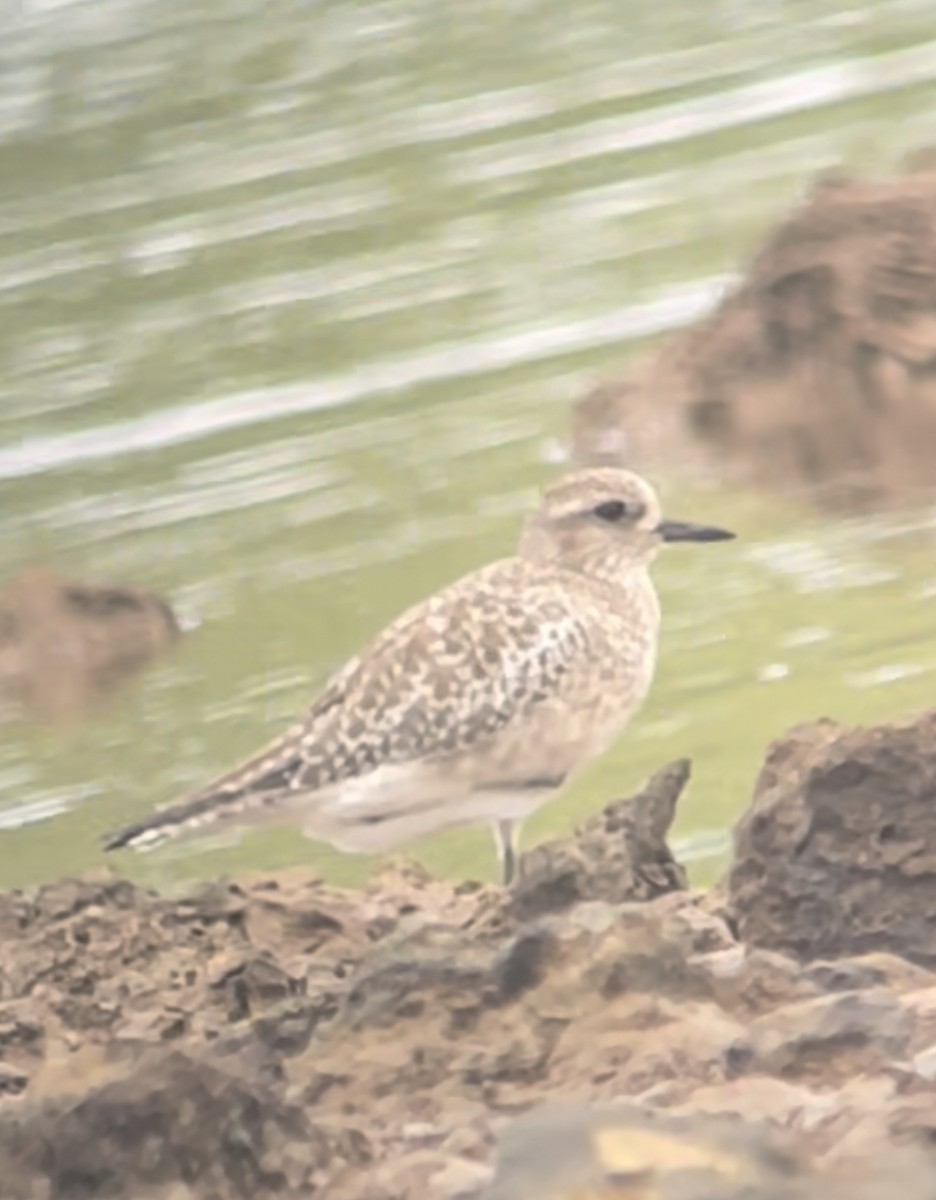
[103,560,590,850]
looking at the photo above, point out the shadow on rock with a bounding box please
[0,1052,320,1200]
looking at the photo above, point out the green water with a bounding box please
[2,0,936,892]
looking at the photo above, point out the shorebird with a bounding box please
[104,468,734,884]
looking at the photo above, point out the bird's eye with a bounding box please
[592,499,629,522]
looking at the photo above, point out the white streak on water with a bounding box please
[0,276,727,481]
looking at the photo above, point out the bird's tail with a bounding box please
[103,736,304,852]
[102,790,240,852]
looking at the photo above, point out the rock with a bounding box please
[484,1103,936,1200]
[697,946,820,1018]
[749,990,912,1081]
[569,374,704,482]
[207,952,304,1020]
[509,760,691,919]
[484,1104,807,1200]
[0,1062,28,1096]
[672,1075,843,1132]
[0,1051,321,1200]
[0,566,182,723]
[4,734,936,1197]
[571,158,936,513]
[911,1043,936,1082]
[726,710,936,967]
[896,986,936,1051]
[803,953,935,996]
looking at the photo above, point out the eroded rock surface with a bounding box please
[484,1104,936,1200]
[2,737,936,1198]
[726,708,936,967]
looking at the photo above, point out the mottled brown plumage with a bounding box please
[104,469,734,882]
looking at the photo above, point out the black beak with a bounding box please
[656,519,735,543]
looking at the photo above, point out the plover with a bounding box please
[104,468,734,883]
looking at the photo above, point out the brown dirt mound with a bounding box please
[572,154,936,511]
[0,567,182,723]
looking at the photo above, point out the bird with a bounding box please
[103,468,734,884]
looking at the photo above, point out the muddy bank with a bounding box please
[572,155,936,511]
[3,715,936,1198]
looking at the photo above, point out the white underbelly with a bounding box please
[295,763,558,855]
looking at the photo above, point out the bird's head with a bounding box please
[519,468,734,579]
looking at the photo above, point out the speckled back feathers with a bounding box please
[103,468,697,854]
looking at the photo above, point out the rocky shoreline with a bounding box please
[3,710,936,1198]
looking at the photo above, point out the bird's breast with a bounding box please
[566,573,661,747]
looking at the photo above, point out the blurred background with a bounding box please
[1,0,936,892]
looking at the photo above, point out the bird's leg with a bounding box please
[493,819,520,886]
